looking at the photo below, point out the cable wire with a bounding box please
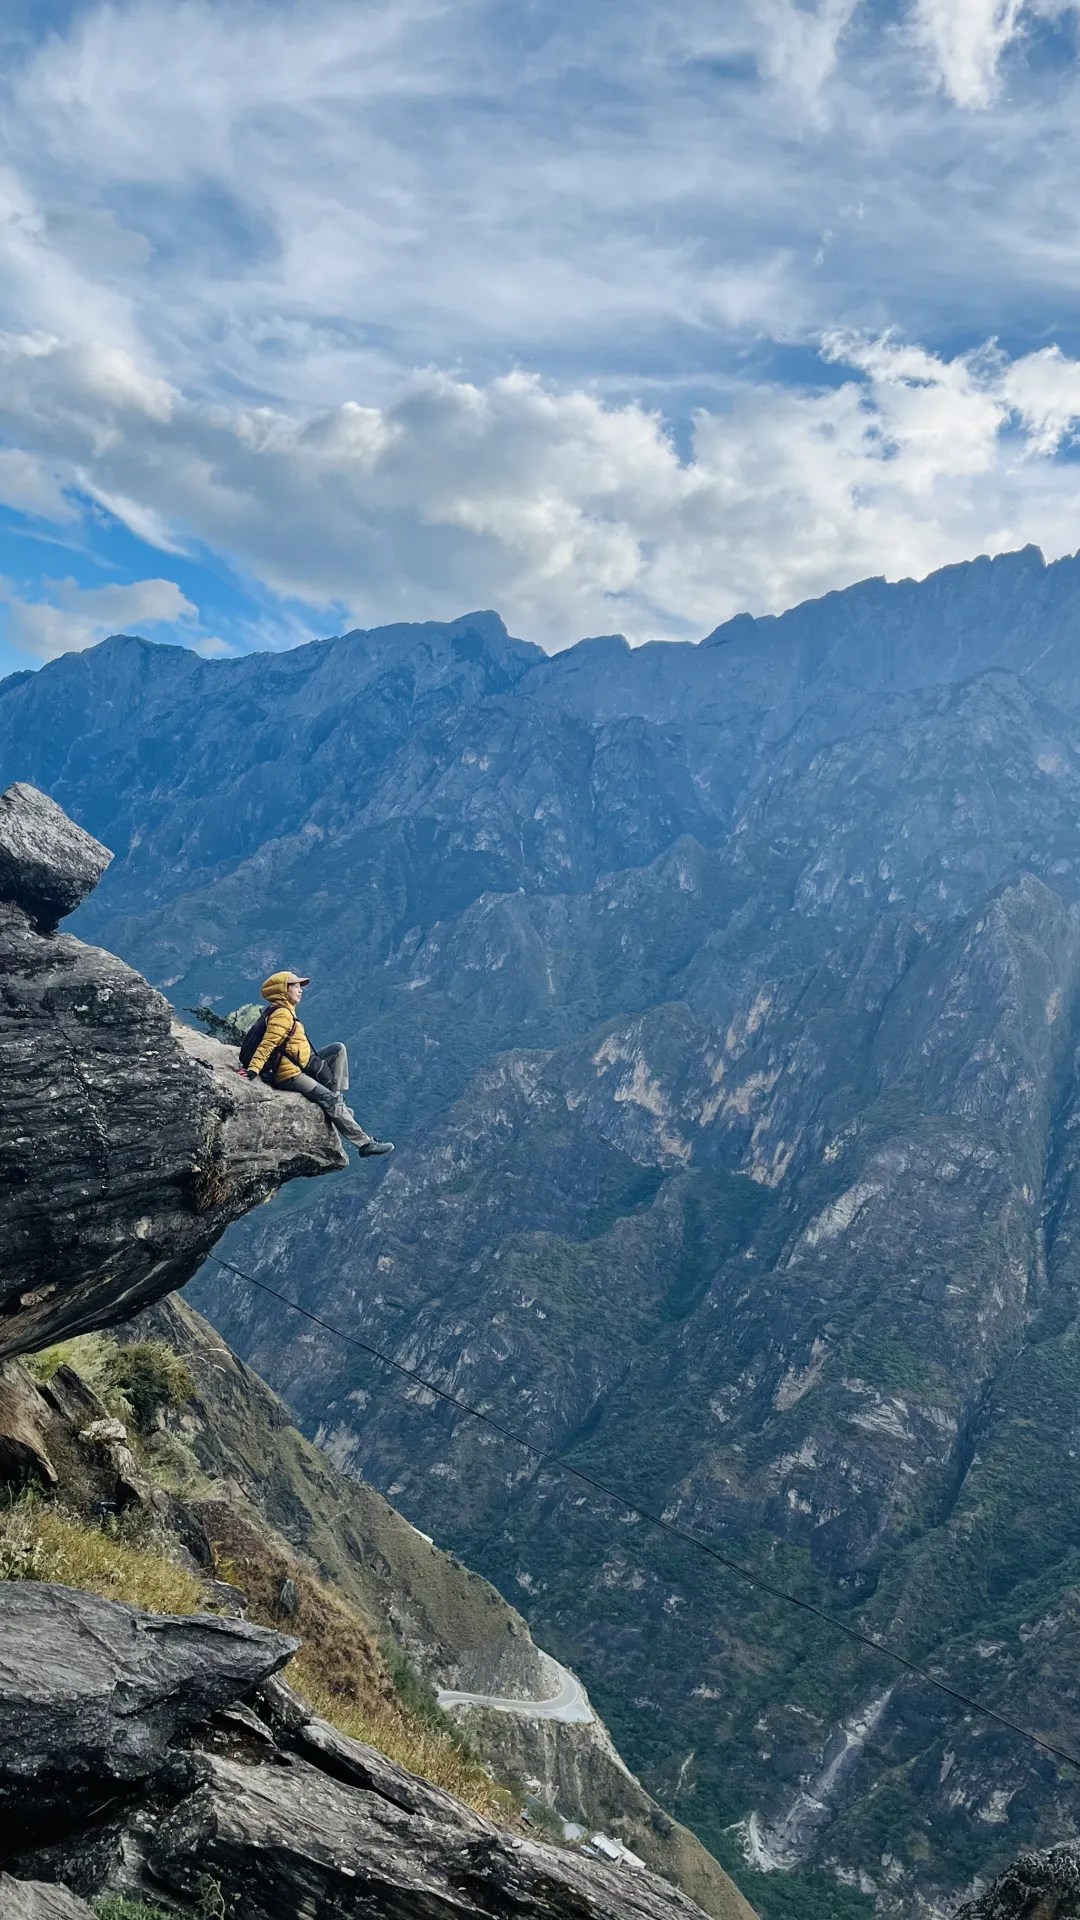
[206,1250,1080,1775]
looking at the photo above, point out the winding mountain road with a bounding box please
[437,1651,595,1725]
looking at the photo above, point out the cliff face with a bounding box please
[0,781,345,1357]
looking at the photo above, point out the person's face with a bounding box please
[287,980,304,1005]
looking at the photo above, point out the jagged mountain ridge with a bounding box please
[7,546,1080,1915]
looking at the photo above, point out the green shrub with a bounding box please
[27,1334,195,1434]
[383,1641,469,1745]
[24,1334,134,1423]
[94,1899,181,1920]
[187,1004,260,1045]
[524,1796,568,1842]
[140,1428,209,1498]
[92,1877,219,1918]
[107,1342,195,1431]
[186,1006,243,1044]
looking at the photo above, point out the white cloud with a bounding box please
[0,573,196,659]
[912,0,1080,107]
[1000,342,1080,451]
[8,0,1080,432]
[0,0,813,398]
[2,2,1080,663]
[756,0,861,110]
[2,328,1080,647]
[912,0,1025,106]
[0,447,73,520]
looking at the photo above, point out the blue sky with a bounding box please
[3,0,1080,674]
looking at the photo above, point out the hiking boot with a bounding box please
[357,1138,394,1157]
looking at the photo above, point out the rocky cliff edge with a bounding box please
[0,781,346,1358]
[0,1581,715,1920]
[0,785,730,1920]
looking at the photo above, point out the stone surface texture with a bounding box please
[0,1583,716,1920]
[0,783,110,931]
[953,1844,1080,1918]
[0,781,345,1359]
[0,1877,97,1920]
[0,1368,57,1486]
[149,1748,715,1920]
[0,1581,296,1811]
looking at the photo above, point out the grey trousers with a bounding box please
[284,1044,372,1148]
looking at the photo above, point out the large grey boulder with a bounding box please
[0,1878,96,1920]
[0,784,110,932]
[148,1747,715,1920]
[0,1582,296,1814]
[0,782,346,1358]
[0,1594,717,1920]
[953,1844,1080,1917]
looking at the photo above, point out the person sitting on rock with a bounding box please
[239,971,393,1158]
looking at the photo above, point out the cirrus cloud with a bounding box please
[912,0,1080,106]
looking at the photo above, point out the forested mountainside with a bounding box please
[7,542,1080,1916]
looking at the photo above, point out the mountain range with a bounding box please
[7,543,1080,1917]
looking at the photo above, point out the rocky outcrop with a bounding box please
[0,1582,296,1824]
[0,781,346,1359]
[0,1371,56,1487]
[0,1584,712,1920]
[0,785,110,932]
[0,1879,96,1920]
[146,1746,711,1920]
[953,1844,1080,1918]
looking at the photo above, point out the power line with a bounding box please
[206,1250,1080,1777]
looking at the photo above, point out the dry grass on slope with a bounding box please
[198,1499,519,1823]
[0,1491,517,1825]
[8,1328,521,1828]
[0,1496,203,1615]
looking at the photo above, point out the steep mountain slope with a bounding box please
[0,783,749,1920]
[119,1292,753,1920]
[7,545,1080,1914]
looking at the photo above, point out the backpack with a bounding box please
[238,1009,298,1083]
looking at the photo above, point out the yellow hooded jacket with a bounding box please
[247,972,314,1082]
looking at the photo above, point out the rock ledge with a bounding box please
[0,782,346,1358]
[0,1584,713,1920]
